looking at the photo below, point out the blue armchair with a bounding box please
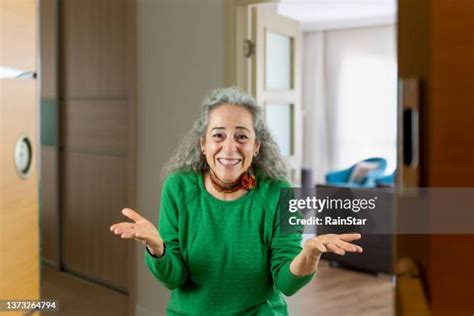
[375,171,396,187]
[325,157,387,188]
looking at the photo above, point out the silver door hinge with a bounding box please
[244,39,255,58]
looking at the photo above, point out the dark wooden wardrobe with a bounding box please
[39,0,137,300]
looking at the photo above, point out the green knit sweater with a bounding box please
[145,168,314,315]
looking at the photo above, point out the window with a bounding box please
[335,56,397,173]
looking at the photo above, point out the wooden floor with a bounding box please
[287,260,394,316]
[40,264,128,316]
[40,260,393,316]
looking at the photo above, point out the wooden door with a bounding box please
[397,0,474,315]
[0,0,40,307]
[250,3,303,185]
[57,0,136,294]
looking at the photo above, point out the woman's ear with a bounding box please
[254,141,261,156]
[199,137,206,153]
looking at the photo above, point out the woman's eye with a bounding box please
[237,135,249,140]
[212,133,224,139]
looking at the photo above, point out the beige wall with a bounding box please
[135,0,225,315]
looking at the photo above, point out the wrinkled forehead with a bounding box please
[207,104,255,131]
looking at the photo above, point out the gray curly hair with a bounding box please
[161,87,288,180]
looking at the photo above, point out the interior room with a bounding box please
[271,1,397,315]
[1,0,472,316]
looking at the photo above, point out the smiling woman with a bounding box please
[110,87,363,315]
[200,104,260,194]
[161,87,288,182]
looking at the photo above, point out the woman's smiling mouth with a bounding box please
[217,158,242,166]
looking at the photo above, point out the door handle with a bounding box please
[0,66,36,79]
[14,135,33,179]
[399,78,420,169]
[403,109,419,168]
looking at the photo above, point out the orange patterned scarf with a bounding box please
[208,168,256,193]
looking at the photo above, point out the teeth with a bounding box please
[218,158,240,166]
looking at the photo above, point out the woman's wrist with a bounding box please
[303,248,322,261]
[146,243,165,258]
[290,248,322,277]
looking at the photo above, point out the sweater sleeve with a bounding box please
[145,175,187,290]
[269,183,314,296]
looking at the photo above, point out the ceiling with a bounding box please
[278,0,397,31]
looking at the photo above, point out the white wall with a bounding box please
[136,0,225,314]
[302,31,328,184]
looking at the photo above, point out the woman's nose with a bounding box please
[222,138,238,154]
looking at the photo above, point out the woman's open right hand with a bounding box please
[110,208,164,257]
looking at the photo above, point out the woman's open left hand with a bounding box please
[303,233,363,259]
[109,208,164,256]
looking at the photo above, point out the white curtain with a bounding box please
[302,31,331,185]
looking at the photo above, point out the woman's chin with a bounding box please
[216,171,242,183]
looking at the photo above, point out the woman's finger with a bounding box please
[110,222,134,234]
[110,222,129,232]
[119,229,149,244]
[120,231,136,239]
[132,231,148,242]
[337,233,362,242]
[335,240,359,252]
[326,243,345,256]
[121,208,143,222]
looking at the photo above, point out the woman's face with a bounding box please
[201,104,261,183]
